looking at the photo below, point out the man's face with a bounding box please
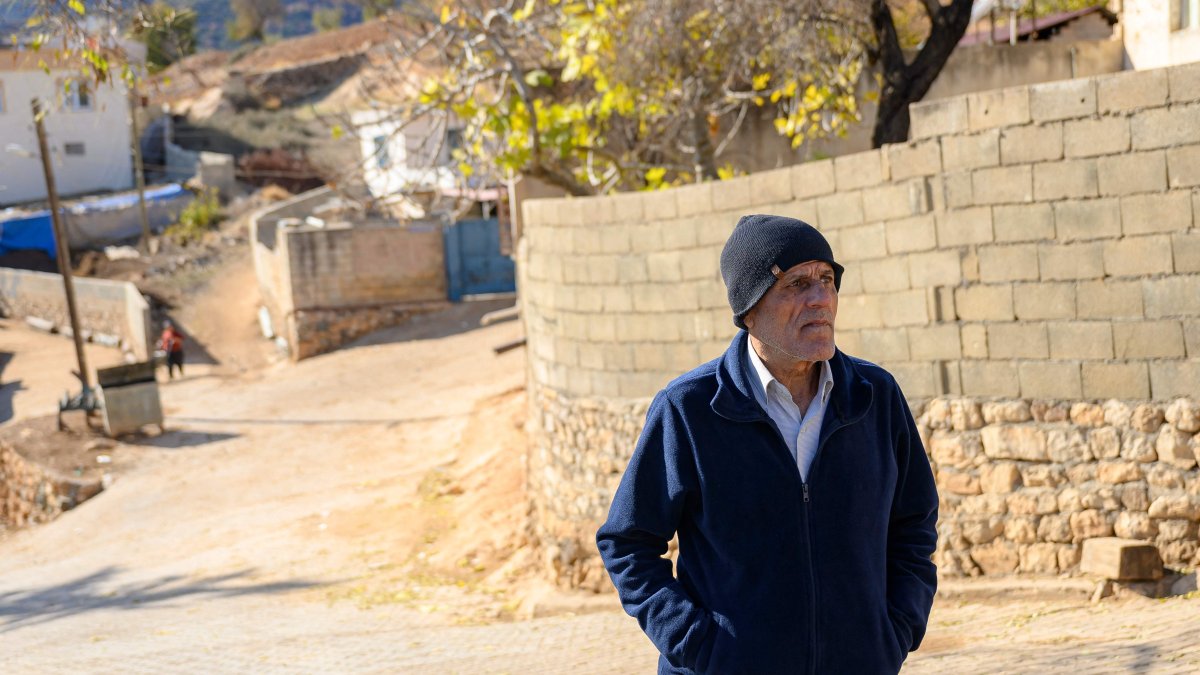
[744,260,838,363]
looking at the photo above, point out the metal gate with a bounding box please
[443,218,516,301]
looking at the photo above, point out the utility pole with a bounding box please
[128,80,153,252]
[32,97,91,392]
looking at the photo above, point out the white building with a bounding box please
[1,48,134,207]
[1123,0,1200,68]
[351,108,460,200]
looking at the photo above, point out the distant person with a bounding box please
[159,320,185,379]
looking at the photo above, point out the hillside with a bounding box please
[173,0,369,51]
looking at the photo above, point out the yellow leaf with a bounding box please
[754,96,764,107]
[440,6,451,23]
[752,73,770,91]
[68,0,85,15]
[331,125,344,140]
[513,0,536,21]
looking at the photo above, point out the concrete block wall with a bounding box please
[519,62,1200,589]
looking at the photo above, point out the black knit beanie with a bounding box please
[719,214,843,330]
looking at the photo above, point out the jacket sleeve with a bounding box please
[885,381,939,654]
[596,392,716,671]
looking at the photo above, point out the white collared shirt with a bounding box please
[745,340,835,482]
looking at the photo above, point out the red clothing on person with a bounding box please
[160,328,184,354]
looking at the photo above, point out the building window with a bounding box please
[64,142,86,156]
[63,80,92,111]
[373,135,391,169]
[1177,0,1200,30]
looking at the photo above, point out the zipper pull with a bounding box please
[802,483,810,503]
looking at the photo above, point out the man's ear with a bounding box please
[743,308,755,330]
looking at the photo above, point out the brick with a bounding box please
[1049,321,1114,359]
[836,329,862,356]
[1019,361,1083,399]
[887,139,942,179]
[988,322,1049,359]
[972,165,1033,205]
[907,324,962,361]
[1084,362,1151,400]
[908,250,963,287]
[1000,123,1063,165]
[885,214,936,253]
[771,199,820,228]
[675,182,714,218]
[862,180,928,222]
[1104,235,1174,277]
[611,192,645,223]
[644,251,683,283]
[1030,78,1097,122]
[1080,537,1163,581]
[816,191,864,229]
[1038,242,1104,281]
[1077,280,1143,319]
[838,294,884,330]
[1131,104,1200,149]
[1175,233,1200,273]
[644,190,679,221]
[1187,319,1200,358]
[749,167,793,205]
[662,220,698,249]
[941,130,1000,171]
[978,244,1039,282]
[968,86,1031,131]
[961,360,1020,397]
[839,223,887,261]
[1063,117,1131,158]
[1120,192,1193,235]
[1033,160,1099,201]
[835,150,886,190]
[1143,275,1200,318]
[1167,145,1200,188]
[860,328,911,362]
[860,257,911,293]
[994,203,1055,242]
[961,324,987,358]
[791,159,836,199]
[879,289,930,327]
[711,176,753,210]
[888,363,938,398]
[937,207,993,247]
[1169,62,1200,102]
[955,284,1013,321]
[1014,282,1076,320]
[1113,321,1186,358]
[1097,69,1169,113]
[938,172,973,209]
[910,96,969,139]
[1051,199,1121,242]
[1097,151,1167,196]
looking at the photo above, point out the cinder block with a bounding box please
[1033,159,1099,201]
[839,223,888,261]
[1048,321,1114,359]
[629,225,663,253]
[1168,62,1200,102]
[862,180,928,222]
[1097,151,1167,196]
[1000,123,1063,165]
[887,363,939,398]
[1083,362,1151,400]
[1097,69,1169,113]
[1038,242,1104,281]
[942,172,975,209]
[644,190,679,220]
[995,203,1055,242]
[1077,280,1144,319]
[886,214,937,253]
[662,220,698,249]
[941,130,1000,171]
[1063,117,1131,158]
[775,198,820,227]
[749,167,793,205]
[1030,78,1097,122]
[979,244,1039,282]
[880,289,930,327]
[1131,104,1200,150]
[675,182,714,218]
[907,324,962,361]
[838,294,884,330]
[791,159,836,199]
[1186,319,1200,357]
[1143,275,1200,318]
[835,151,886,190]
[860,328,911,362]
[968,86,1032,131]
[611,192,645,222]
[711,176,753,210]
[937,207,994,247]
[1175,233,1200,273]
[1052,198,1121,241]
[955,284,1014,321]
[961,360,1020,397]
[972,165,1034,205]
[908,250,963,287]
[1103,235,1174,277]
[860,257,911,293]
[598,226,632,254]
[1167,145,1200,188]
[836,329,862,356]
[587,255,621,284]
[645,251,684,283]
[1114,320,1186,358]
[961,324,988,358]
[910,96,969,139]
[1121,192,1193,235]
[1081,537,1163,581]
[988,322,1049,359]
[888,139,942,179]
[816,191,865,229]
[1019,361,1083,399]
[1151,361,1200,398]
[1014,282,1076,320]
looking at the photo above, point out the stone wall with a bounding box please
[519,62,1200,588]
[0,441,101,530]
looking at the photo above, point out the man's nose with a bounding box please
[804,284,835,308]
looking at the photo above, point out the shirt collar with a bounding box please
[745,337,834,406]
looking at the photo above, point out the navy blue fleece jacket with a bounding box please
[596,331,938,674]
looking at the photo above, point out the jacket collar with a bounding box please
[711,330,873,428]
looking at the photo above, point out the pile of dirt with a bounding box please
[0,414,147,484]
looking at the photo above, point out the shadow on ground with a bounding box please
[0,351,21,425]
[121,429,239,448]
[345,298,517,349]
[0,567,323,634]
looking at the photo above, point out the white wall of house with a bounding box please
[1124,0,1200,68]
[351,108,458,199]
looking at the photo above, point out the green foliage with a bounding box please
[168,188,223,245]
[227,0,283,43]
[131,2,198,73]
[312,7,344,32]
[359,0,396,20]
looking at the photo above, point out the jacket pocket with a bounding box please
[887,611,914,667]
[693,611,738,675]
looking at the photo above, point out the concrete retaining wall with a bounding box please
[519,62,1200,589]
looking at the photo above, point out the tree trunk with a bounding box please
[689,111,720,181]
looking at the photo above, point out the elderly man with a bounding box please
[596,214,938,674]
